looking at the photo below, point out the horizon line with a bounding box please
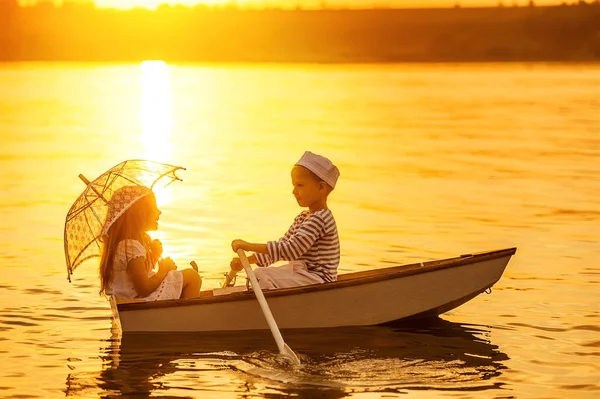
[11,1,586,11]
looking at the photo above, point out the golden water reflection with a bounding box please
[1,63,599,398]
[140,60,173,205]
[64,319,509,397]
[139,60,178,255]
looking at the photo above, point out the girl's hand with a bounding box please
[231,239,249,252]
[230,257,243,272]
[158,257,177,276]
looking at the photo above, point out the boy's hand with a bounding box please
[230,257,243,272]
[231,239,249,252]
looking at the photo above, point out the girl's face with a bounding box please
[142,194,162,232]
[291,166,325,208]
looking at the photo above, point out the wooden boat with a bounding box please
[111,247,516,332]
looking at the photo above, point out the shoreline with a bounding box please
[2,4,599,63]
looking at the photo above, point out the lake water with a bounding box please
[0,62,599,398]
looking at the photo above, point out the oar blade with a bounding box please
[282,343,301,366]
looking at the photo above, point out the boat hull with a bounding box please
[113,248,515,332]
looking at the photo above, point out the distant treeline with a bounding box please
[1,1,600,62]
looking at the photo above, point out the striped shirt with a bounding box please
[254,209,340,282]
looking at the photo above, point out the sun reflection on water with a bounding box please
[140,60,173,206]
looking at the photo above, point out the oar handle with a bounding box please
[236,249,287,354]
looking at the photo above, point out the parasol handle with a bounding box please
[79,174,109,204]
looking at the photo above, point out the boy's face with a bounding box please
[291,166,326,208]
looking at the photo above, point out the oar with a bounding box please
[236,249,301,366]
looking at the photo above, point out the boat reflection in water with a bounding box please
[65,318,510,397]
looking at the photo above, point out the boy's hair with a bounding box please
[98,195,153,296]
[298,165,334,193]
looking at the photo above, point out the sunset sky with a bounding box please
[23,0,563,9]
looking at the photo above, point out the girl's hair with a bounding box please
[98,194,154,296]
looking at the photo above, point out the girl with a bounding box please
[99,185,201,300]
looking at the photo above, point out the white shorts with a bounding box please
[253,261,324,290]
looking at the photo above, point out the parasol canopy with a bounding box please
[63,159,185,281]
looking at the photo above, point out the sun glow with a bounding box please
[140,60,173,205]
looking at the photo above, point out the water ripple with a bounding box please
[581,341,600,348]
[535,208,600,220]
[1,320,38,327]
[506,323,600,333]
[21,288,63,295]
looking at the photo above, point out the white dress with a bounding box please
[106,239,183,301]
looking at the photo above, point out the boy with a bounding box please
[230,151,340,289]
